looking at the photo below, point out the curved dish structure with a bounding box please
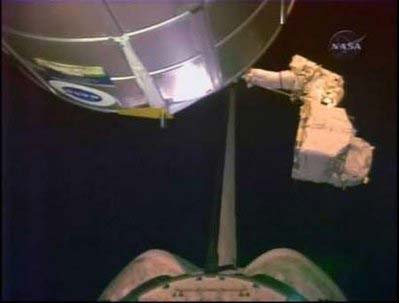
[2,0,294,115]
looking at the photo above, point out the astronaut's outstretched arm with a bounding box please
[242,55,374,189]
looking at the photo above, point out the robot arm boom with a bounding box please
[243,55,374,188]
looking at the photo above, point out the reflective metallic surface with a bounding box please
[2,0,294,114]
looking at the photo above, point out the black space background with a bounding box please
[2,0,397,301]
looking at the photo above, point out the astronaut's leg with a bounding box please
[241,248,346,301]
[99,249,200,301]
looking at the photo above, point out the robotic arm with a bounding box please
[243,55,374,188]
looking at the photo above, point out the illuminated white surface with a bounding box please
[159,62,213,103]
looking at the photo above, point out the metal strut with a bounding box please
[217,86,237,268]
[280,0,286,25]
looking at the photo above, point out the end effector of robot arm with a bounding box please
[243,55,374,188]
[243,55,344,107]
